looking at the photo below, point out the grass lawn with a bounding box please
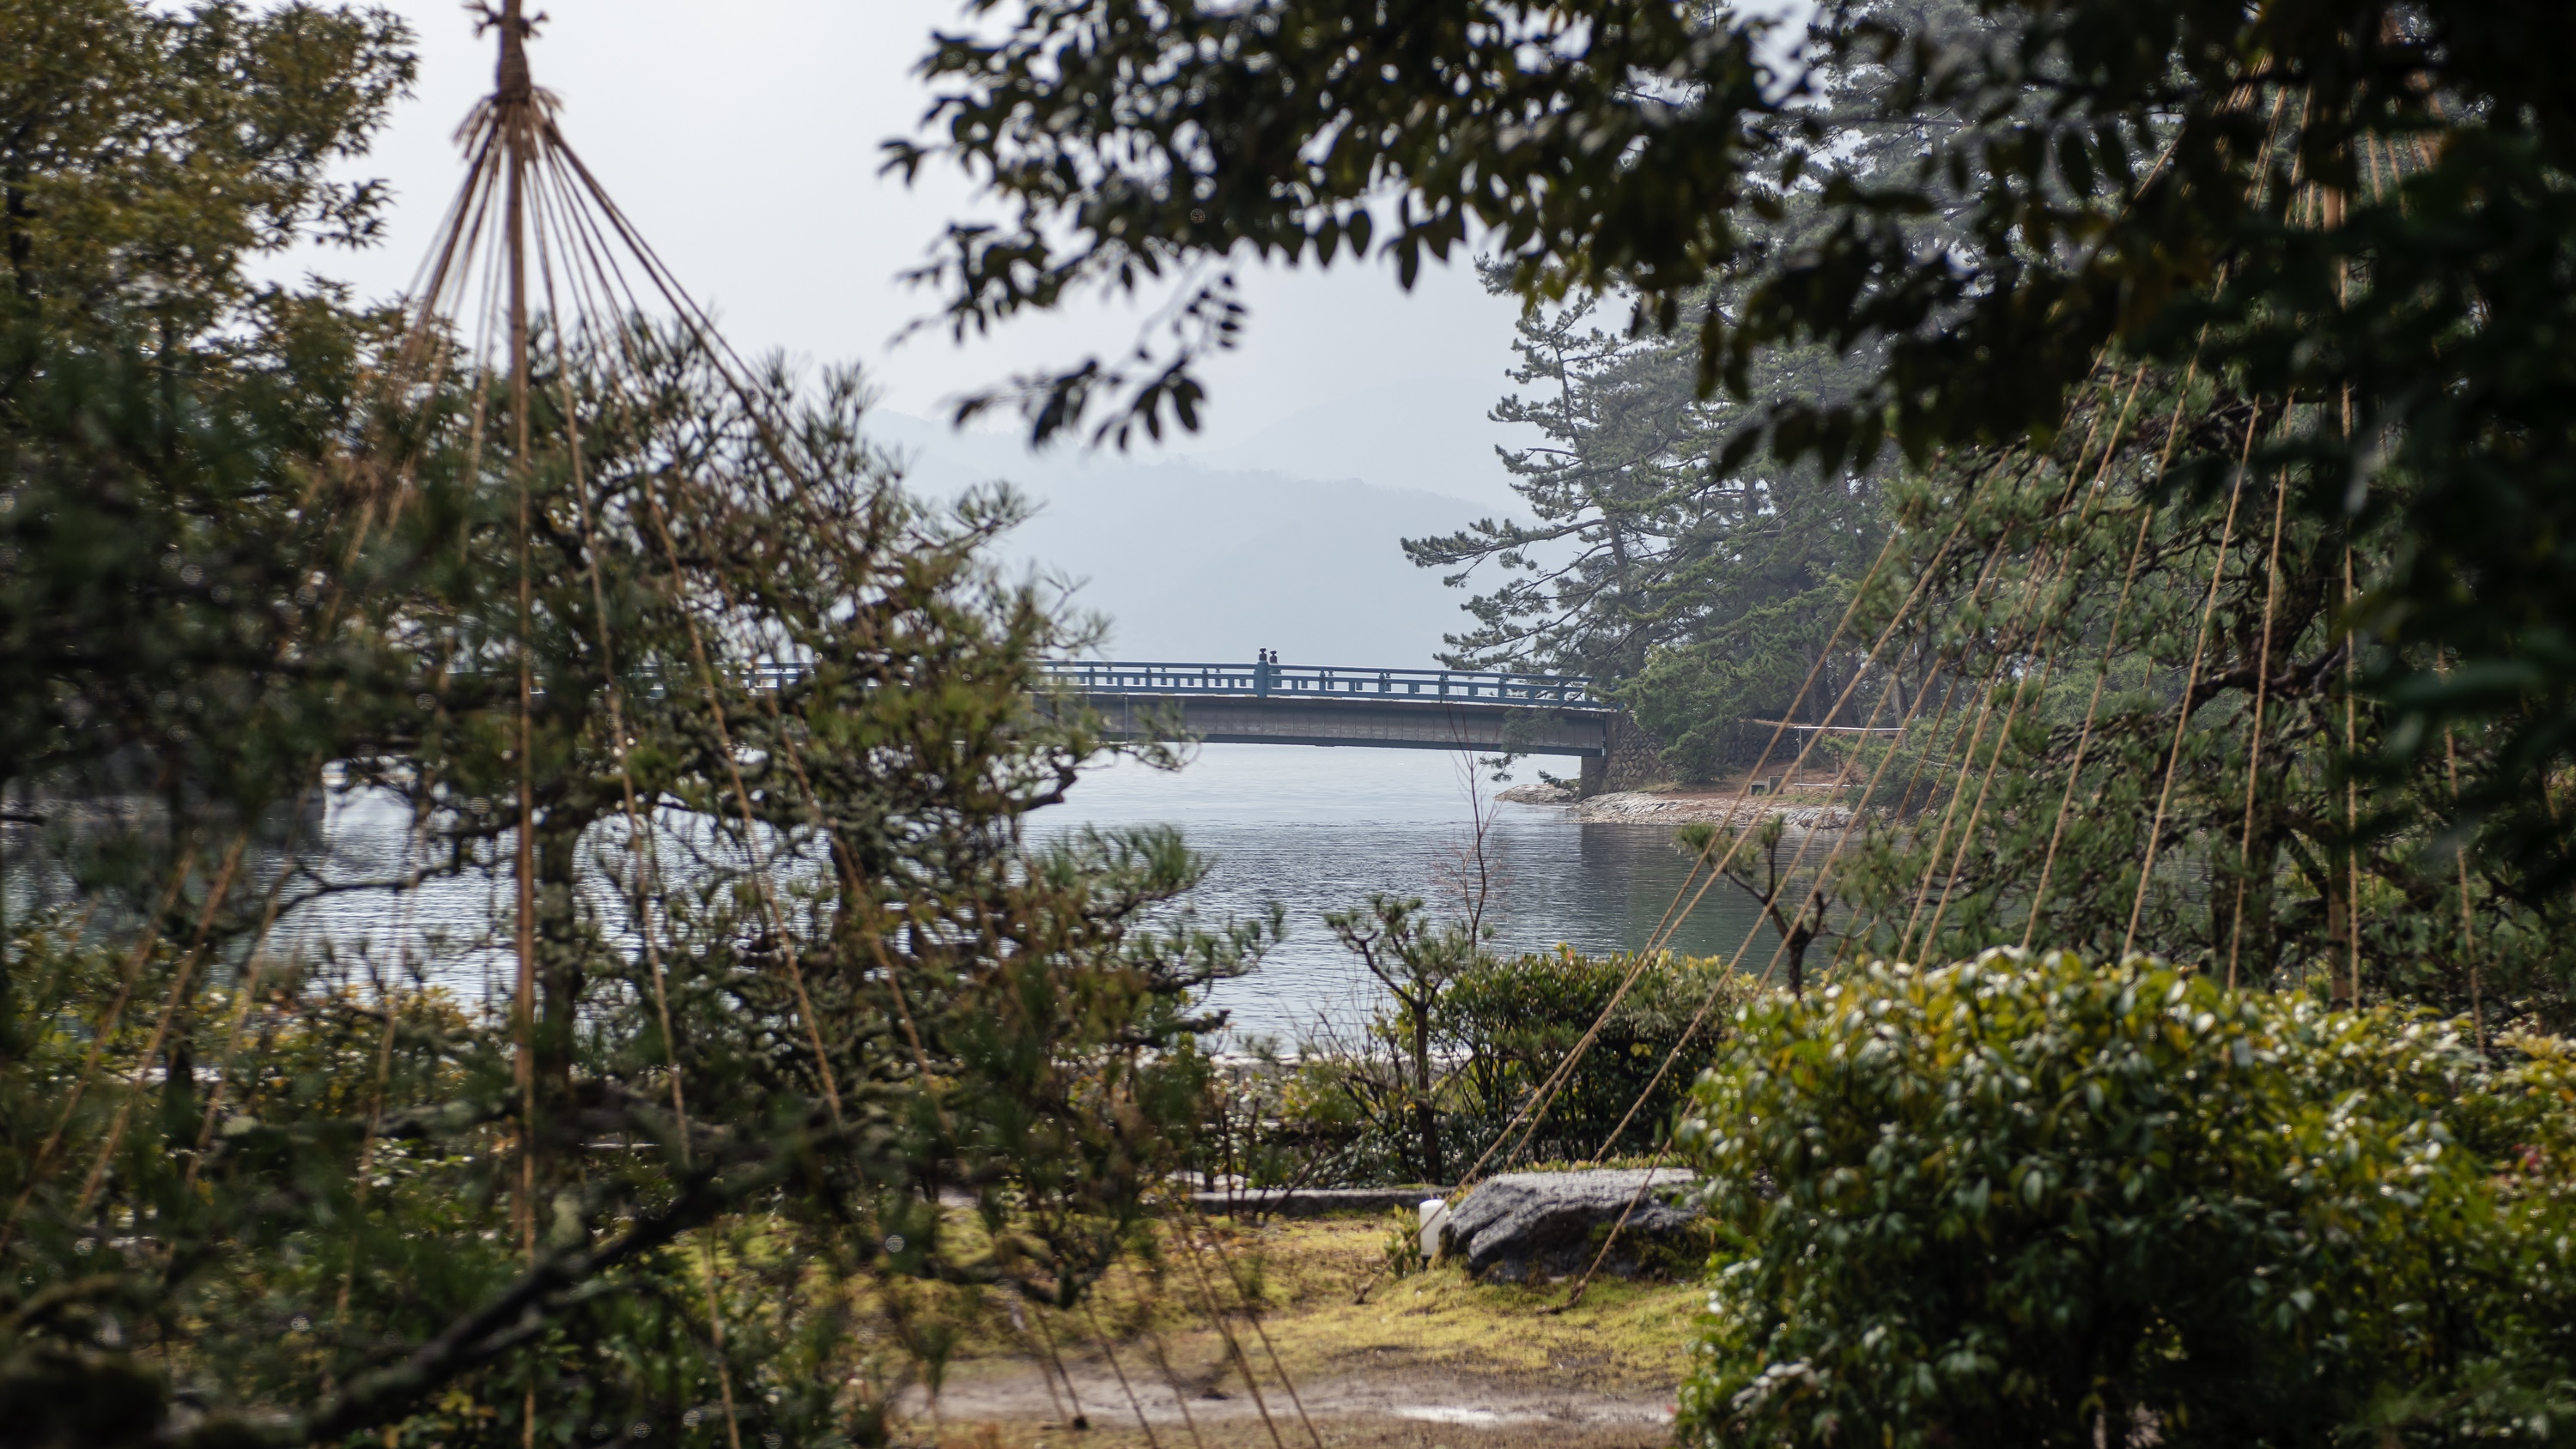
[914,1212,1707,1448]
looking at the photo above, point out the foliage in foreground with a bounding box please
[1224,943,1747,1188]
[0,3,1266,1441]
[1677,950,2576,1449]
[0,330,1256,1446]
[904,0,2576,887]
[1400,3,1993,780]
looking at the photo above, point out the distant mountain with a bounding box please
[1187,371,1535,513]
[868,410,1514,666]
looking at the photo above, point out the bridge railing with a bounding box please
[459,660,1614,710]
[1036,659,1616,710]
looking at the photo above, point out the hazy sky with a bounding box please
[265,0,1817,666]
[281,0,1534,458]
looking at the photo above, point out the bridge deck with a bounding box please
[1040,660,1613,708]
[1043,660,1613,758]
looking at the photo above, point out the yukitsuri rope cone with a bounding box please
[355,9,1321,1440]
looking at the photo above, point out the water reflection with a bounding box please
[1037,745,1765,1041]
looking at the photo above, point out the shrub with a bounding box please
[1675,949,2576,1449]
[1445,947,1745,1167]
[1267,948,1747,1186]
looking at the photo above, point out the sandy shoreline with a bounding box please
[1497,782,1853,829]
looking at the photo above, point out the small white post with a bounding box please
[1418,1197,1451,1264]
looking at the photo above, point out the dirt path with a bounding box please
[902,1217,1694,1447]
[923,1341,1674,1446]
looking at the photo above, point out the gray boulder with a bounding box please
[1437,1168,1705,1282]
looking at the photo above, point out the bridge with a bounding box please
[1038,659,1621,759]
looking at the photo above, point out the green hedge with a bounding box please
[1443,947,1746,1167]
[1677,949,2576,1448]
[1240,949,1748,1187]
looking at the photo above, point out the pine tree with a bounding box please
[1399,1,1988,779]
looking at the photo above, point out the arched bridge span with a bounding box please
[1039,660,1617,758]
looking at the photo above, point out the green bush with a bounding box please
[1445,947,1744,1166]
[1263,948,1747,1186]
[1676,949,2576,1449]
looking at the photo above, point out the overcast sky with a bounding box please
[265,1,1819,662]
[283,0,1534,459]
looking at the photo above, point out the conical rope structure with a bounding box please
[2,3,1309,1440]
[349,9,1292,1440]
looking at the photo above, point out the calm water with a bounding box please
[1038,745,1763,1041]
[40,746,1767,1043]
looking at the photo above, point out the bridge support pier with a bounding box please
[1577,712,1669,798]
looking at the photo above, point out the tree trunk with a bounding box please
[535,807,592,1114]
[1411,1014,1442,1184]
[2325,868,2353,1004]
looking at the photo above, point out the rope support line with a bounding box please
[1579,585,1968,1167]
[1168,1216,1295,1449]
[1486,441,2095,1188]
[1460,515,1976,1189]
[2438,652,2484,1051]
[1910,506,2127,955]
[532,116,952,1133]
[1708,461,2086,1004]
[2225,463,2294,987]
[1445,530,1908,1191]
[1082,1299,1168,1449]
[1630,530,1911,959]
[1554,360,2275,1313]
[0,845,198,1253]
[1572,362,2178,1203]
[2121,403,2265,960]
[523,151,748,1449]
[1546,278,2247,1274]
[1893,383,2158,959]
[70,834,251,1225]
[1499,457,2079,1184]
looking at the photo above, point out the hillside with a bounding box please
[873,409,1523,667]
